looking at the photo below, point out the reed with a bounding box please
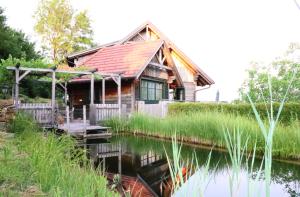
[106,111,300,160]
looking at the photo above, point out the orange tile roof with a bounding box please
[78,40,163,78]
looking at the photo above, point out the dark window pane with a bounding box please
[148,81,155,88]
[141,80,147,88]
[148,88,155,100]
[156,88,162,100]
[156,83,163,90]
[141,87,147,100]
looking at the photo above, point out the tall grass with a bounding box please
[106,112,300,160]
[0,113,118,196]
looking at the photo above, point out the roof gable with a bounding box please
[67,21,214,86]
[118,22,214,85]
[78,40,164,78]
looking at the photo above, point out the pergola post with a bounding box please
[51,71,56,125]
[90,74,94,104]
[118,75,121,118]
[15,65,20,110]
[102,78,105,104]
[64,82,68,105]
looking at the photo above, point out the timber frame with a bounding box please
[7,64,123,125]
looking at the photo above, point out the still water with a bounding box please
[84,136,300,197]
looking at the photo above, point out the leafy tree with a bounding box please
[239,44,300,102]
[0,7,40,60]
[34,0,94,63]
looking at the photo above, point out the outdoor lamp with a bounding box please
[1,85,8,94]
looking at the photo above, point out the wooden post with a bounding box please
[64,82,68,105]
[15,67,19,110]
[118,142,122,176]
[118,75,121,118]
[83,105,86,137]
[102,78,105,104]
[90,74,94,104]
[51,71,56,125]
[66,106,70,131]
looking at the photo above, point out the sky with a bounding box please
[1,0,300,101]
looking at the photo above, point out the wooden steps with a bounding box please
[57,122,112,139]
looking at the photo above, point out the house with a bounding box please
[65,21,214,115]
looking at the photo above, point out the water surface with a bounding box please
[85,136,300,197]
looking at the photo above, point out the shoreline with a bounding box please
[113,131,300,166]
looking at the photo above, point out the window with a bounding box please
[140,79,165,101]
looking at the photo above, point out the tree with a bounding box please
[239,44,300,102]
[34,0,94,63]
[0,7,40,60]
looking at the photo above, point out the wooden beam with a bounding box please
[7,66,119,78]
[117,75,121,118]
[149,62,172,70]
[137,33,145,40]
[51,71,56,125]
[66,106,70,131]
[83,105,86,137]
[90,74,94,104]
[15,67,19,110]
[102,78,105,104]
[18,70,31,82]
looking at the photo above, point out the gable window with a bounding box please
[140,79,165,102]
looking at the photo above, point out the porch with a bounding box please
[7,64,124,138]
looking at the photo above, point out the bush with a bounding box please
[168,102,300,124]
[7,112,40,134]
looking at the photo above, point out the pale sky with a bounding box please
[1,0,300,101]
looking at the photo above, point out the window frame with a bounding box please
[139,78,167,103]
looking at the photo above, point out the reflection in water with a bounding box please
[84,136,300,197]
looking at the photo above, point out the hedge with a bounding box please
[168,102,300,124]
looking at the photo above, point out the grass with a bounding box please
[106,111,300,160]
[0,113,118,196]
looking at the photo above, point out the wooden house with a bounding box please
[65,22,214,115]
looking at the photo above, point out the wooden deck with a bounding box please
[58,121,112,139]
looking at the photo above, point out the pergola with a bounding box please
[7,64,122,125]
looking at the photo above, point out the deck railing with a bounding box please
[19,103,54,126]
[94,104,126,121]
[136,100,171,118]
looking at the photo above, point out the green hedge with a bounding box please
[168,102,300,124]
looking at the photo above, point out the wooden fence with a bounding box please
[136,100,171,118]
[94,104,126,121]
[19,103,53,125]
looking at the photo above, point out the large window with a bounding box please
[140,79,164,101]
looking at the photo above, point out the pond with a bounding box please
[84,135,300,197]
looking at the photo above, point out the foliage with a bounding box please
[1,113,118,196]
[0,7,40,60]
[168,102,300,124]
[34,0,94,63]
[0,56,53,99]
[106,112,300,159]
[239,44,300,102]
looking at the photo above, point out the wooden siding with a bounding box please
[142,65,169,80]
[68,79,134,114]
[183,82,196,101]
[171,51,195,83]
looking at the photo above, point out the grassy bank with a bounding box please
[0,113,118,196]
[106,112,300,160]
[169,102,300,124]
